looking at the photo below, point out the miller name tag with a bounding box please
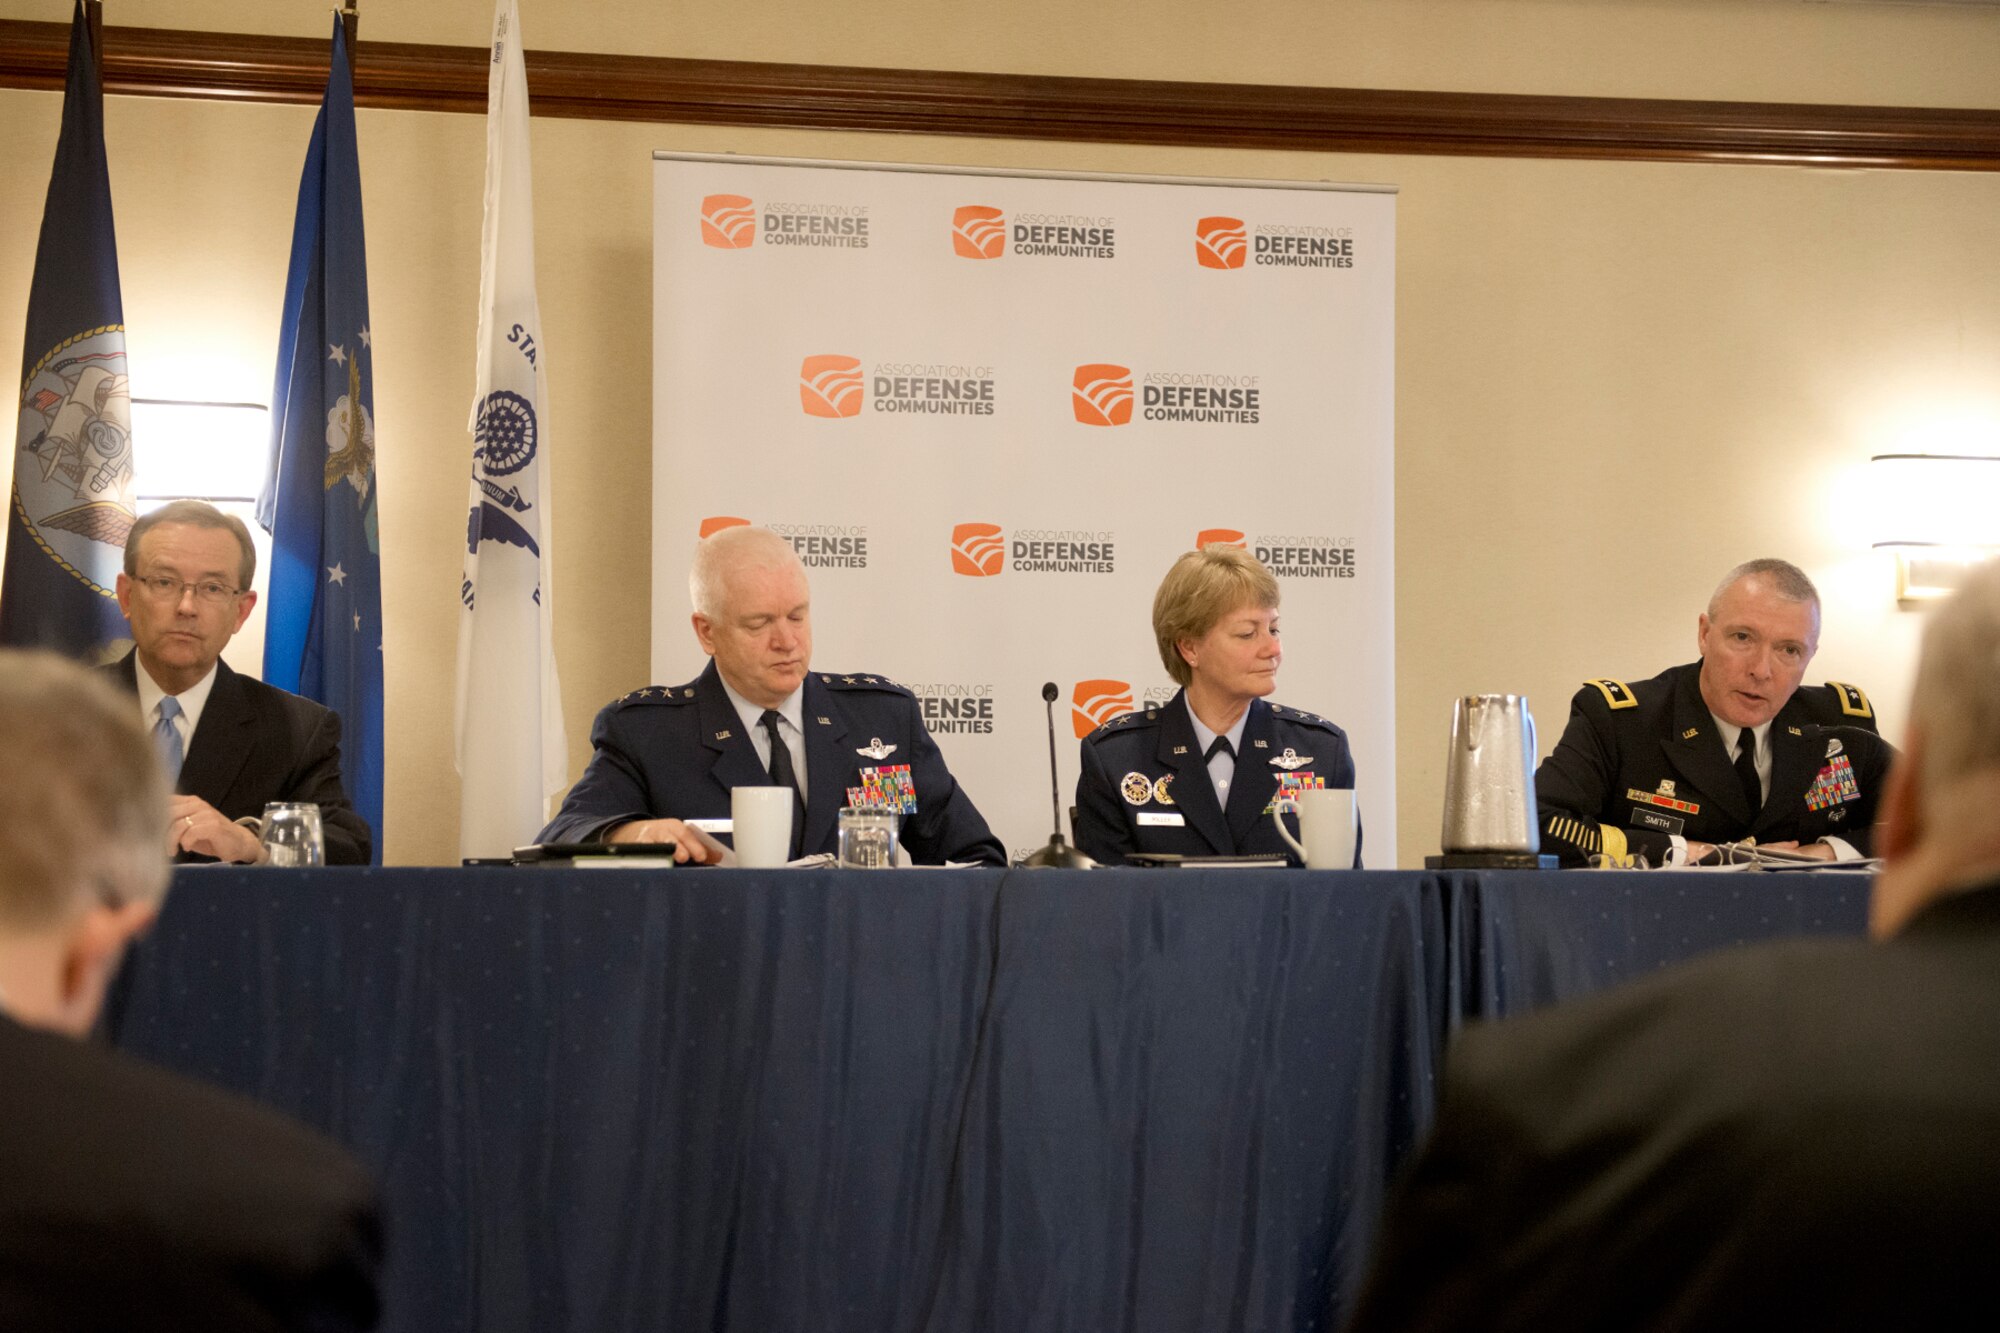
[1137,812,1186,827]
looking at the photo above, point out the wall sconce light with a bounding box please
[1869,453,2000,602]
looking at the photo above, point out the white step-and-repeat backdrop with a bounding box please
[651,153,1396,863]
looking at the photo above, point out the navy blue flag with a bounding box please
[1,1,137,659]
[257,19,384,861]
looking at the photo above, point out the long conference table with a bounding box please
[106,865,1871,1333]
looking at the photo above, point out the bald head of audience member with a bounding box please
[1872,557,2000,938]
[0,650,169,1035]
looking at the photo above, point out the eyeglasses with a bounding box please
[131,574,244,606]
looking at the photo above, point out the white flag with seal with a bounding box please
[456,0,565,859]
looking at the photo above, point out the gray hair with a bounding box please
[1910,558,2000,800]
[1709,558,1819,618]
[125,499,256,591]
[0,650,169,930]
[688,525,806,619]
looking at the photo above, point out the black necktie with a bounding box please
[760,709,806,859]
[1204,736,1234,763]
[1734,728,1762,816]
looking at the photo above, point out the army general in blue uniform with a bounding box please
[539,526,1004,866]
[1535,558,1892,868]
[1075,545,1360,866]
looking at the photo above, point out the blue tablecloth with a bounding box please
[105,865,1871,1333]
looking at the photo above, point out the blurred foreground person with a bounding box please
[0,650,381,1331]
[1348,561,2000,1331]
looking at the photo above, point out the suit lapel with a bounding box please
[696,663,771,799]
[1661,664,1754,827]
[1158,693,1229,854]
[799,674,850,855]
[1757,707,1821,837]
[1224,698,1279,848]
[177,659,256,803]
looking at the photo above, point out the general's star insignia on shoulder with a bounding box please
[1270,747,1312,770]
[856,738,897,760]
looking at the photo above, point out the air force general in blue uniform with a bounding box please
[1076,691,1360,866]
[538,524,1004,866]
[539,660,1005,865]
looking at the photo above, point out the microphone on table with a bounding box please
[1018,681,1095,869]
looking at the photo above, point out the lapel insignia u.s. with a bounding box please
[1121,772,1154,806]
[1269,747,1311,770]
[856,738,897,760]
[1252,738,1269,749]
[1172,744,1189,756]
[714,729,732,741]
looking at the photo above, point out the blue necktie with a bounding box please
[155,695,184,783]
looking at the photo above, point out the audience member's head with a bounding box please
[1873,557,2000,936]
[0,650,169,1034]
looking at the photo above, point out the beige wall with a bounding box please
[3,0,1995,865]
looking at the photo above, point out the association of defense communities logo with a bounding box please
[952,206,1007,260]
[1193,214,1357,270]
[1073,364,1261,425]
[1199,525,1358,578]
[1072,679,1134,738]
[1071,365,1133,427]
[801,355,995,418]
[695,515,866,567]
[908,682,996,735]
[950,523,1004,576]
[1195,217,1248,270]
[951,523,1115,575]
[700,193,869,250]
[952,204,1117,260]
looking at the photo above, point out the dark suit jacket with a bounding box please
[1535,661,1891,866]
[1348,881,2000,1332]
[106,654,373,866]
[0,1013,382,1331]
[539,661,1006,866]
[1074,690,1361,866]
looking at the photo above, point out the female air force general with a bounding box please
[1073,545,1360,866]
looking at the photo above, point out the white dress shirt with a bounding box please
[720,678,809,803]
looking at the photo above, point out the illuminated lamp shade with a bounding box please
[129,399,270,506]
[1869,453,2000,602]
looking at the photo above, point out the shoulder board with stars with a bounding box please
[1823,680,1873,719]
[613,682,700,707]
[1585,678,1637,710]
[1268,703,1345,734]
[819,673,914,698]
[1087,707,1156,740]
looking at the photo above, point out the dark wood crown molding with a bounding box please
[4,17,2000,170]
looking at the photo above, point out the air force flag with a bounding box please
[257,18,385,861]
[456,0,566,859]
[0,2,135,660]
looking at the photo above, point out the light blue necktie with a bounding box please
[154,695,184,783]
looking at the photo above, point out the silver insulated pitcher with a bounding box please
[1440,695,1541,853]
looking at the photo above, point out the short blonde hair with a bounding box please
[0,650,169,930]
[1152,545,1280,686]
[1911,557,2000,801]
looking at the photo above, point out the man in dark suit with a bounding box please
[1348,559,2000,1332]
[107,501,370,865]
[0,650,382,1331]
[540,525,1004,865]
[1536,558,1888,867]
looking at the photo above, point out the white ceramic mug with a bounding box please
[1272,787,1358,869]
[730,787,794,868]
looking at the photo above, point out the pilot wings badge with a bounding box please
[1269,747,1312,771]
[856,738,897,760]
